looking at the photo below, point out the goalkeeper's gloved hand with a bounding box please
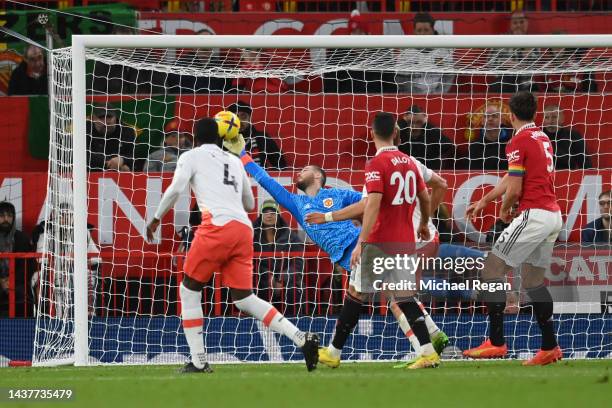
[223,133,246,157]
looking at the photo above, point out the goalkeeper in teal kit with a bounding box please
[224,133,448,369]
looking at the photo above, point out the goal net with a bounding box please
[34,35,612,366]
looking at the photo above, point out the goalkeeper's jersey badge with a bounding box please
[323,198,334,208]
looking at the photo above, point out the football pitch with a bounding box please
[1,360,610,408]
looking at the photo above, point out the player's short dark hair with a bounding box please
[372,112,397,141]
[600,190,611,199]
[194,117,220,145]
[414,13,435,29]
[509,91,537,121]
[311,165,326,187]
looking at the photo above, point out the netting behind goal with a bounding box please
[34,38,612,366]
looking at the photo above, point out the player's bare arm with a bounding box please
[416,188,432,241]
[427,172,447,217]
[305,199,366,224]
[466,174,510,220]
[350,193,382,269]
[146,155,191,243]
[500,175,523,222]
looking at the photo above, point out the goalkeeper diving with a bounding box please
[223,119,448,369]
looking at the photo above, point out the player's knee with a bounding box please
[347,285,366,302]
[522,264,546,288]
[182,274,205,292]
[230,288,253,302]
[481,254,507,281]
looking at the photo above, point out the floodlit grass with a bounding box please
[1,360,610,408]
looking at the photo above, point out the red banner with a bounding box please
[171,94,612,170]
[1,170,610,249]
[138,12,612,36]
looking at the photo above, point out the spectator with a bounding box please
[468,103,512,170]
[540,31,598,94]
[232,48,290,93]
[8,44,47,96]
[0,201,34,317]
[488,11,539,93]
[165,28,230,94]
[581,190,611,245]
[253,199,304,303]
[542,104,592,170]
[92,27,141,95]
[323,10,396,94]
[227,101,287,170]
[395,13,454,94]
[31,203,101,316]
[144,119,192,173]
[87,106,136,171]
[397,104,455,170]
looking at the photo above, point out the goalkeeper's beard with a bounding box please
[296,179,310,192]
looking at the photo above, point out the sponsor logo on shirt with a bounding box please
[507,149,520,162]
[365,171,381,182]
[323,198,334,208]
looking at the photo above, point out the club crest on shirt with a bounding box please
[323,198,334,208]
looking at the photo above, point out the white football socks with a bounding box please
[326,344,342,359]
[416,299,441,337]
[234,294,306,347]
[396,311,421,354]
[179,283,207,369]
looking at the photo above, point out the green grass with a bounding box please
[1,360,610,408]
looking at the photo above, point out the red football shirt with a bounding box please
[364,146,427,243]
[506,123,561,213]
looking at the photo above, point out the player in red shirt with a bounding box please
[349,112,439,369]
[464,92,563,366]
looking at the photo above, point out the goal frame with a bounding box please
[69,34,612,366]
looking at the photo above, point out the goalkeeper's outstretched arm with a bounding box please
[305,171,447,225]
[239,152,302,222]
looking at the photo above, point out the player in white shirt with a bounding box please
[146,118,319,373]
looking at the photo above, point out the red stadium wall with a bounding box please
[138,12,612,36]
[0,93,610,171]
[172,94,612,170]
[1,171,609,247]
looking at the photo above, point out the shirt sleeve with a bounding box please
[364,159,384,194]
[506,138,526,177]
[415,164,427,193]
[411,157,433,183]
[341,188,363,206]
[241,154,302,222]
[154,153,193,220]
[241,167,255,212]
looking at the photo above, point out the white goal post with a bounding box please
[35,34,612,367]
